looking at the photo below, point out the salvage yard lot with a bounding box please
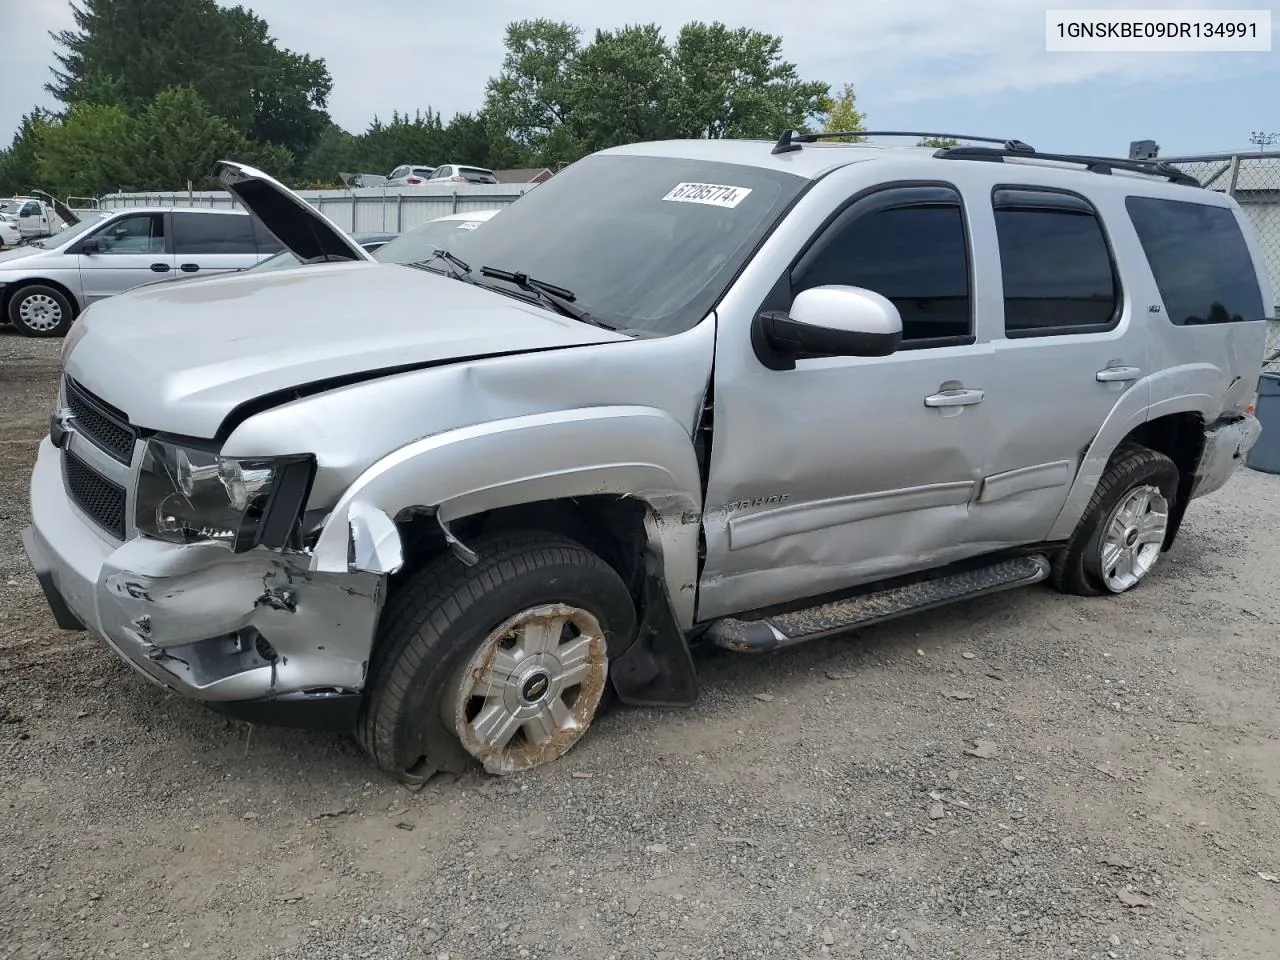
[2,328,1279,960]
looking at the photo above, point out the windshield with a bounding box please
[0,199,22,216]
[43,214,104,246]
[424,154,806,335]
[373,216,495,264]
[247,249,301,272]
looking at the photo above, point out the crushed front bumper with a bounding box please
[23,438,384,730]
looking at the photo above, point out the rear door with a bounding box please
[76,212,175,302]
[172,211,260,278]
[968,185,1149,547]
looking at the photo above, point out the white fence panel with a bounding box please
[98,184,534,235]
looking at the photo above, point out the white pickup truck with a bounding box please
[0,195,77,246]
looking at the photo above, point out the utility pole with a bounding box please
[1249,131,1278,150]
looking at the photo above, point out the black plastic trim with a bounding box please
[20,526,86,631]
[206,692,361,733]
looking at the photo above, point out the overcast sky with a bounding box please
[5,0,1277,159]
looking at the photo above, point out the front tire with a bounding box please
[359,532,637,781]
[1052,445,1179,597]
[9,284,75,337]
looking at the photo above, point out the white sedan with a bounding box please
[0,217,21,249]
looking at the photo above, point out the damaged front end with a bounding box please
[95,540,385,731]
[24,410,402,733]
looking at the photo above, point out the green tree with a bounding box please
[36,102,136,195]
[483,19,830,165]
[668,23,829,140]
[48,0,332,166]
[483,19,582,158]
[567,25,677,153]
[0,110,53,195]
[128,86,247,190]
[917,136,959,148]
[820,83,866,142]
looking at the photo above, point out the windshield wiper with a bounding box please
[416,247,472,278]
[478,266,617,330]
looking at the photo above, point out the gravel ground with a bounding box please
[3,326,1280,960]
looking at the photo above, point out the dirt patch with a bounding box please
[2,325,1279,959]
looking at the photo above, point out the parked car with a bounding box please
[0,207,280,336]
[384,165,438,187]
[0,196,71,241]
[0,216,20,249]
[424,164,499,185]
[245,232,398,274]
[24,137,1269,782]
[370,210,501,264]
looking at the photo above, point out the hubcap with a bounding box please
[1099,484,1168,593]
[448,603,608,775]
[18,293,63,333]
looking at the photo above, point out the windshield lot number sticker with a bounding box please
[662,182,753,208]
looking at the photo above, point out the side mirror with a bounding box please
[78,238,101,254]
[752,285,903,371]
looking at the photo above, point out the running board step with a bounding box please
[705,555,1051,653]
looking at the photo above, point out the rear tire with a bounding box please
[358,532,637,781]
[1052,445,1179,597]
[9,285,75,337]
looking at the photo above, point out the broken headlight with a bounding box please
[134,439,313,551]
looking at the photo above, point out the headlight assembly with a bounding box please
[135,439,314,551]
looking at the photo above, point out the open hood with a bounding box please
[213,160,375,265]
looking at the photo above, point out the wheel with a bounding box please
[1052,445,1179,597]
[359,532,637,780]
[8,285,74,337]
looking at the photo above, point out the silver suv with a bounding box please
[0,206,279,336]
[23,135,1269,781]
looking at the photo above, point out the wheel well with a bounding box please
[1,278,82,320]
[389,495,650,604]
[1116,412,1205,548]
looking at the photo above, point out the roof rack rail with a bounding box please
[933,145,1201,187]
[772,130,1035,155]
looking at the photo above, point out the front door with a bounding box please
[18,200,48,238]
[698,183,996,620]
[77,212,174,302]
[171,211,262,279]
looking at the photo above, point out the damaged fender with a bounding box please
[309,405,704,628]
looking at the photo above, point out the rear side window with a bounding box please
[792,185,972,344]
[1126,197,1265,325]
[994,189,1118,336]
[173,212,256,255]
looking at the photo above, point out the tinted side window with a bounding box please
[1126,196,1265,325]
[792,188,971,343]
[994,191,1118,335]
[172,212,256,255]
[251,218,285,255]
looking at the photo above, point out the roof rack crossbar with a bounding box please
[771,129,1035,155]
[933,145,1201,187]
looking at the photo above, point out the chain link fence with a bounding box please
[1163,152,1280,371]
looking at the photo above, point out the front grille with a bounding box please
[64,378,136,464]
[64,451,127,539]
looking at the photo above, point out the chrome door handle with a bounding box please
[1096,366,1141,382]
[924,388,985,408]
